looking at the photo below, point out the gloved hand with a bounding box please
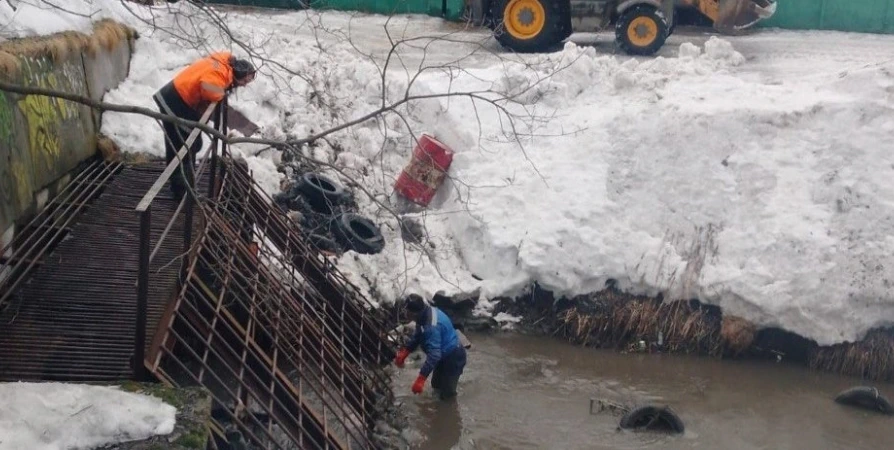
[411,374,427,394]
[394,348,410,368]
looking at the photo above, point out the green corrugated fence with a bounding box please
[762,0,894,34]
[205,0,894,34]
[202,0,465,21]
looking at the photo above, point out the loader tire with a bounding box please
[492,0,565,53]
[615,5,668,56]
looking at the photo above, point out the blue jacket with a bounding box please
[406,306,459,377]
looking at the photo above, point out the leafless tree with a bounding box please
[1,0,586,298]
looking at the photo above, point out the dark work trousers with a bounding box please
[153,82,203,199]
[430,346,467,400]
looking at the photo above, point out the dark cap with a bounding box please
[404,294,427,314]
[232,58,256,80]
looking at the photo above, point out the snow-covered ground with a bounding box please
[3,1,894,346]
[0,382,175,450]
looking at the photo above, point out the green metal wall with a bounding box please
[203,0,465,20]
[762,0,894,34]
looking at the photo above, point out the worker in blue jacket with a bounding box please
[395,294,468,400]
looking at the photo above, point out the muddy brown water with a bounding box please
[392,332,893,450]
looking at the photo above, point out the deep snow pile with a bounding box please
[419,40,894,346]
[329,34,894,346]
[0,0,137,39]
[0,382,176,450]
[7,1,893,346]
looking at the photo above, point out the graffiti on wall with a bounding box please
[0,95,31,218]
[17,57,82,175]
[0,94,34,231]
[0,95,15,213]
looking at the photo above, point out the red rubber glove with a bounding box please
[394,348,410,368]
[411,374,427,394]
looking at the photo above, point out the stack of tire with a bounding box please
[273,172,385,256]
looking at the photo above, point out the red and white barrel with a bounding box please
[394,134,454,207]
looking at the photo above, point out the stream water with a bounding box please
[392,332,893,450]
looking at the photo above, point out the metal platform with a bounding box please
[0,161,206,381]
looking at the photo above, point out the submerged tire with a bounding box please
[615,5,669,56]
[834,386,894,415]
[332,213,385,255]
[619,405,685,434]
[492,0,565,53]
[295,172,346,213]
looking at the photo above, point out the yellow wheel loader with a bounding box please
[466,0,777,55]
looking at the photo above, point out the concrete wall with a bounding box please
[0,27,134,236]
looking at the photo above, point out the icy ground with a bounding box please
[0,382,176,450]
[4,1,894,346]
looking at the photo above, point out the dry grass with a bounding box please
[810,329,894,382]
[91,19,133,52]
[123,151,158,165]
[540,288,894,382]
[721,315,756,356]
[96,134,122,162]
[0,20,135,65]
[553,291,723,356]
[0,51,21,79]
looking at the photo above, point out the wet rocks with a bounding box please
[454,315,499,333]
[430,289,500,333]
[432,290,478,314]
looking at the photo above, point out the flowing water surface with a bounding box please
[393,332,893,450]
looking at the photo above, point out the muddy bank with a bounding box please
[407,284,894,383]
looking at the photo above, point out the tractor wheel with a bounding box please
[668,7,677,36]
[492,0,565,53]
[615,5,669,56]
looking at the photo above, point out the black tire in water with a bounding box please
[615,5,669,56]
[834,386,894,415]
[619,405,685,434]
[332,213,385,255]
[295,172,346,213]
[492,0,566,53]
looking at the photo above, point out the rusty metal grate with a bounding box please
[148,158,396,449]
[0,162,206,381]
[1,159,119,311]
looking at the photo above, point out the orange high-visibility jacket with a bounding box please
[172,52,234,110]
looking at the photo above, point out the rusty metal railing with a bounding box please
[142,113,396,447]
[133,101,220,380]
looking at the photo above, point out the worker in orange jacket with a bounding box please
[153,52,256,200]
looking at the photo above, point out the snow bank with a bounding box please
[0,382,176,450]
[15,0,892,346]
[419,40,894,346]
[334,35,894,346]
[0,0,139,39]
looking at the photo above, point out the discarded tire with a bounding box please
[295,172,346,213]
[619,405,685,434]
[332,213,385,255]
[834,386,894,415]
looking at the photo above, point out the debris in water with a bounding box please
[618,404,685,434]
[834,386,894,415]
